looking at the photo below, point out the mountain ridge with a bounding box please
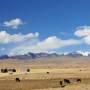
[0,51,90,60]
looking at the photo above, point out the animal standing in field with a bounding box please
[60,81,65,88]
[46,72,49,74]
[64,79,70,84]
[15,78,20,82]
[77,79,81,82]
[60,81,63,86]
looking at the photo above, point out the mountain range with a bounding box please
[0,51,90,60]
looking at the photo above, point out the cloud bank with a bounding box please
[10,25,90,55]
[9,36,81,55]
[1,20,90,55]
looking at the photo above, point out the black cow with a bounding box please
[60,81,63,86]
[15,78,20,82]
[77,79,81,82]
[46,72,49,74]
[64,79,70,84]
[60,81,65,88]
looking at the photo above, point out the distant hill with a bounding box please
[0,51,90,60]
[0,52,59,60]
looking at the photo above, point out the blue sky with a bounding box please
[0,0,90,55]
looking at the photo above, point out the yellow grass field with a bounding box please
[0,56,90,90]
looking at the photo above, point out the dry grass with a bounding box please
[0,78,90,90]
[0,57,90,90]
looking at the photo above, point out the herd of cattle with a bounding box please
[59,78,81,88]
[0,69,82,88]
[15,77,82,88]
[0,68,30,73]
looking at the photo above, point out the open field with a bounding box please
[0,56,90,90]
[0,79,90,90]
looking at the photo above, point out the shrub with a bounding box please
[1,69,8,73]
[12,69,16,72]
[27,69,30,72]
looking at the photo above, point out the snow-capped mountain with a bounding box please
[0,52,59,59]
[0,51,90,60]
[62,51,90,57]
[76,51,90,56]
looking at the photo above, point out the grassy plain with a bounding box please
[0,56,90,90]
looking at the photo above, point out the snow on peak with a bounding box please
[63,52,69,55]
[76,51,90,56]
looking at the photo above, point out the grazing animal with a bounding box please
[15,78,20,82]
[60,81,65,88]
[64,79,70,84]
[47,72,49,74]
[77,79,81,82]
[60,81,63,86]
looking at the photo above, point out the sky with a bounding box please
[0,0,90,55]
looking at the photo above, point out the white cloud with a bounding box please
[74,26,90,45]
[0,31,39,44]
[3,18,24,29]
[75,26,90,37]
[9,36,81,55]
[36,36,81,50]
